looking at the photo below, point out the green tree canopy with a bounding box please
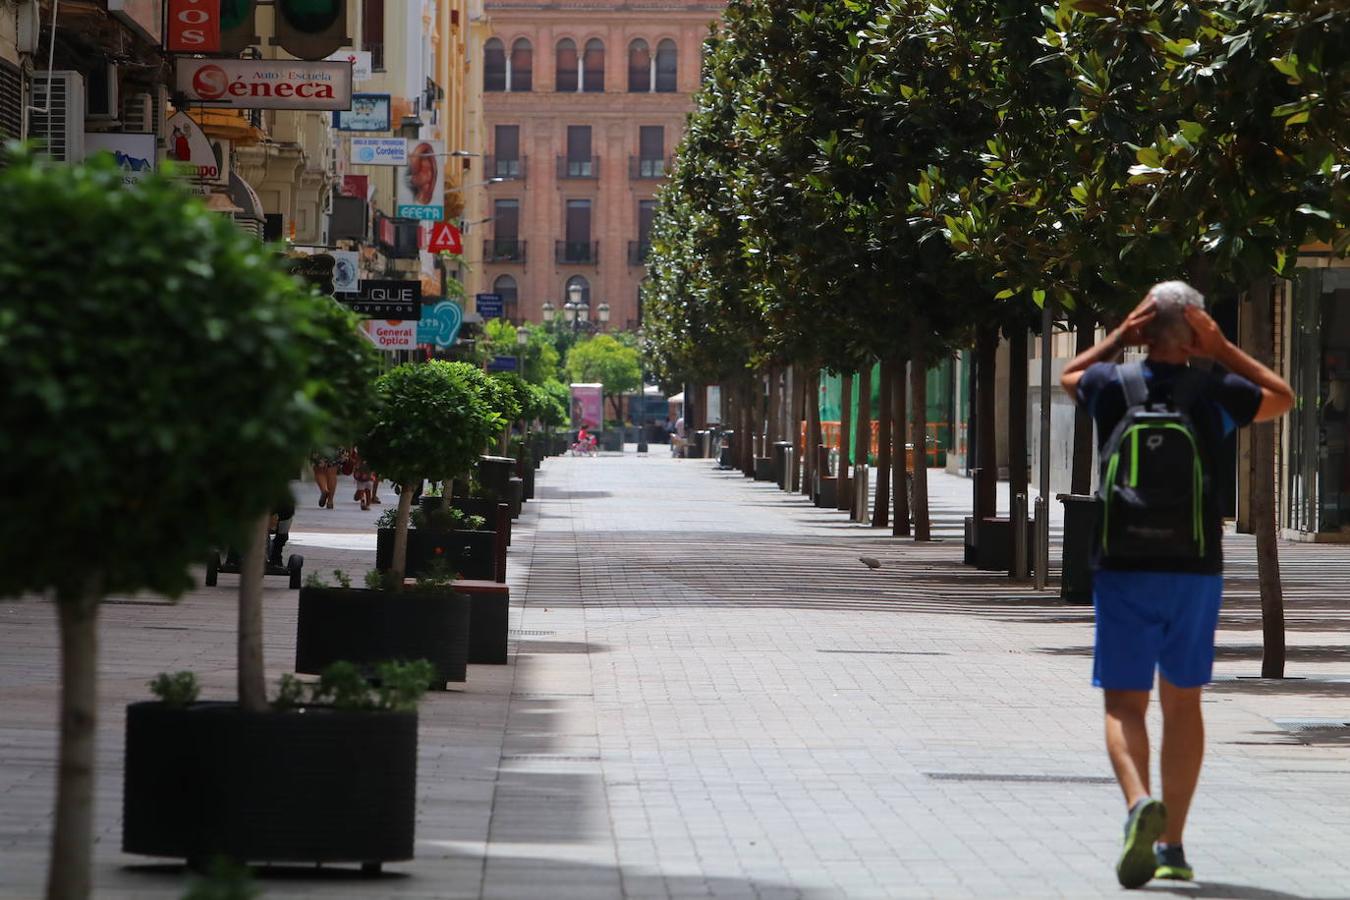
[565,335,642,415]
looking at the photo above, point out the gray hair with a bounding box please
[1145,280,1205,349]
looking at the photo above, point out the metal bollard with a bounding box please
[1033,496,1048,591]
[1011,493,1028,580]
[853,463,869,522]
[782,447,795,491]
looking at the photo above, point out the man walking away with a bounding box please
[1061,281,1293,889]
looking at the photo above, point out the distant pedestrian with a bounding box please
[351,449,374,511]
[1061,281,1293,889]
[673,414,687,458]
[310,447,343,509]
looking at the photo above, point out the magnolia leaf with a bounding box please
[1296,204,1332,220]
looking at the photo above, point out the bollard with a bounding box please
[1033,496,1048,591]
[853,463,869,522]
[782,446,794,491]
[1011,493,1028,580]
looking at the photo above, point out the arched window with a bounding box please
[493,274,519,322]
[583,39,605,93]
[655,39,677,92]
[484,38,506,92]
[564,274,591,308]
[555,38,578,92]
[628,39,651,92]
[510,38,533,92]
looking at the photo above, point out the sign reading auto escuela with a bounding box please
[176,59,353,111]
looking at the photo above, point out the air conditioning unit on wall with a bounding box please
[121,86,167,141]
[28,71,85,162]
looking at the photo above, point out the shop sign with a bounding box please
[335,93,390,131]
[340,174,369,198]
[417,300,463,348]
[426,221,462,254]
[488,356,518,373]
[331,250,359,293]
[396,140,444,220]
[360,319,417,352]
[350,137,406,166]
[165,0,220,53]
[475,293,504,319]
[176,58,353,110]
[163,111,229,191]
[84,134,156,186]
[337,279,421,318]
[326,49,372,83]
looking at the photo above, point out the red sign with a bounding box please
[341,175,368,199]
[426,221,462,255]
[166,0,220,53]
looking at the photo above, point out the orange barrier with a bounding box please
[800,421,942,469]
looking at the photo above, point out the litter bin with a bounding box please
[1057,494,1099,604]
[477,455,516,502]
[772,441,791,489]
[717,431,735,468]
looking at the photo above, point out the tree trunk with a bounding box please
[391,484,416,588]
[893,358,910,536]
[805,370,821,497]
[237,512,270,713]
[1071,305,1097,495]
[791,366,806,492]
[975,323,998,522]
[836,371,853,511]
[873,359,892,528]
[854,365,872,518]
[1008,324,1029,508]
[47,588,100,900]
[1249,277,1286,677]
[767,368,781,452]
[741,380,756,477]
[911,339,932,541]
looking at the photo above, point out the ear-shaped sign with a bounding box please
[417,300,463,348]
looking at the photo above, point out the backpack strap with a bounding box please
[1119,361,1149,409]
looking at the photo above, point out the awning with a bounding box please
[228,172,264,221]
[668,391,685,404]
[187,109,266,145]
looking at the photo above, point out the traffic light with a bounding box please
[273,0,349,61]
[218,0,259,55]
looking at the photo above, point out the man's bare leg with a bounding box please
[1158,678,1205,845]
[1104,689,1152,806]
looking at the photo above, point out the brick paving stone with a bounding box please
[4,453,1350,898]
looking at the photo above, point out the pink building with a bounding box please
[474,1,725,330]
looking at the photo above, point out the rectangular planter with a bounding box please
[455,579,510,665]
[753,457,775,482]
[123,701,417,867]
[295,587,470,686]
[452,497,511,546]
[376,527,495,581]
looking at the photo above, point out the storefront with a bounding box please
[1284,265,1350,539]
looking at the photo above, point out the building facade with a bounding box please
[470,1,724,330]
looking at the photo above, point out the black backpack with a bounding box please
[1097,362,1208,562]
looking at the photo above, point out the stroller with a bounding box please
[570,430,599,456]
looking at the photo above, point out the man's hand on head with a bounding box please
[1115,296,1158,347]
[1182,306,1229,359]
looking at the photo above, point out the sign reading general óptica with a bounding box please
[337,279,421,318]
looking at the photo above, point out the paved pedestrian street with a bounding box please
[5,453,1350,899]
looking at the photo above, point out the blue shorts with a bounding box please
[1092,570,1223,691]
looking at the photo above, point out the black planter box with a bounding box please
[975,516,1037,573]
[452,497,511,547]
[521,457,535,500]
[296,587,470,686]
[508,477,523,518]
[123,701,417,867]
[815,477,837,508]
[376,527,495,581]
[456,580,510,664]
[753,457,775,482]
[477,455,516,499]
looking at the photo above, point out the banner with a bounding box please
[416,300,463,348]
[331,250,359,294]
[176,59,353,110]
[350,137,406,165]
[570,384,603,431]
[360,319,417,352]
[396,139,444,220]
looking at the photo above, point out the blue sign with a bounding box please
[416,300,463,348]
[475,292,504,319]
[488,356,518,372]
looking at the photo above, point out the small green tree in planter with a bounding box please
[360,361,502,584]
[0,151,326,898]
[373,505,495,580]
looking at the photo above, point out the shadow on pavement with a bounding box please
[1143,879,1344,899]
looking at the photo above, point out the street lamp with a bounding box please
[597,302,611,329]
[541,300,555,322]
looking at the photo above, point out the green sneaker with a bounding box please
[1155,844,1194,881]
[1116,798,1167,889]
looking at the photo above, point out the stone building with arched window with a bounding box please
[467,1,725,331]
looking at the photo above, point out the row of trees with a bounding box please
[646,1,1347,667]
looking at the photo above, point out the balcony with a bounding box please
[629,156,670,180]
[627,240,651,266]
[556,240,599,265]
[557,155,600,179]
[486,155,526,181]
[483,238,526,263]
